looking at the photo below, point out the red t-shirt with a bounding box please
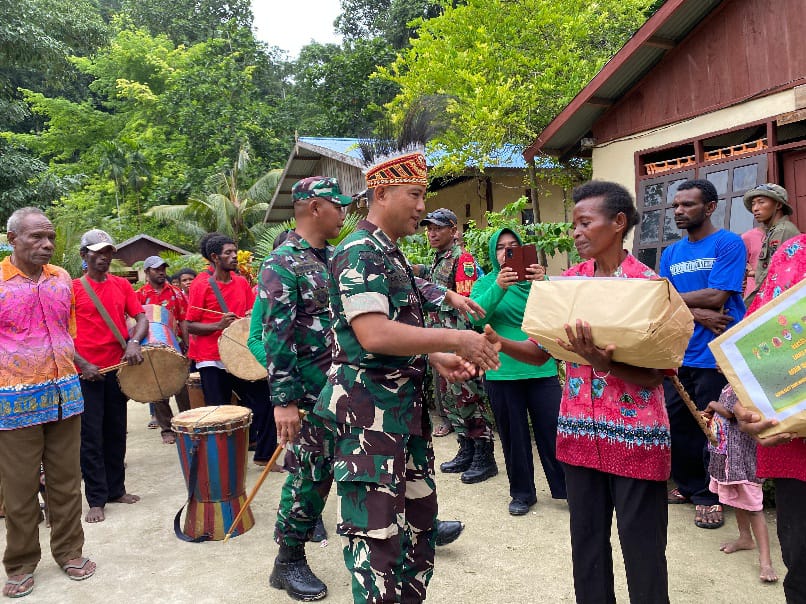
[136,282,188,322]
[73,275,145,369]
[185,273,255,362]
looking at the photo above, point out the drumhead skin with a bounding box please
[218,317,267,381]
[118,346,190,402]
[172,404,253,434]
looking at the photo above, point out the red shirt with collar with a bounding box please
[73,274,144,369]
[185,273,255,362]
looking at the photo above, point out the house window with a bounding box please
[522,209,534,225]
[633,154,767,271]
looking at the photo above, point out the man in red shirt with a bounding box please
[73,229,147,523]
[185,234,275,463]
[136,256,189,444]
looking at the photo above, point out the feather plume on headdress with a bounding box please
[358,96,450,191]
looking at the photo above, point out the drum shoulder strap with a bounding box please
[207,278,230,314]
[80,276,127,350]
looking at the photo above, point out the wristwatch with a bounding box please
[129,338,141,345]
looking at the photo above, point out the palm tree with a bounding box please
[97,140,127,231]
[147,146,280,247]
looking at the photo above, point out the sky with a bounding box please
[252,0,343,57]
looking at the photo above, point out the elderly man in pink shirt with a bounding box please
[0,207,96,598]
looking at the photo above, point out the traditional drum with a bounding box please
[172,405,254,541]
[218,317,267,381]
[186,372,206,409]
[118,304,190,402]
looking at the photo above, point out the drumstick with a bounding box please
[670,375,718,446]
[223,409,307,543]
[100,362,127,374]
[190,305,240,318]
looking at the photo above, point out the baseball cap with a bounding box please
[80,229,117,252]
[420,208,458,228]
[743,183,792,215]
[143,255,168,270]
[292,176,352,206]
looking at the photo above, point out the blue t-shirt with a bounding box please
[659,229,746,368]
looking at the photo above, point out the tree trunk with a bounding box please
[526,159,548,266]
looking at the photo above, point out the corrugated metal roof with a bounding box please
[264,137,555,224]
[524,0,725,159]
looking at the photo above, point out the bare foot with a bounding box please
[62,557,96,580]
[3,574,34,597]
[720,537,755,553]
[85,506,105,523]
[161,432,176,445]
[760,563,778,583]
[110,493,140,504]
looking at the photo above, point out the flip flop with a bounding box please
[433,421,453,437]
[4,574,34,598]
[62,558,95,581]
[667,488,690,504]
[695,504,724,529]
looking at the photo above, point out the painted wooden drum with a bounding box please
[186,372,206,409]
[118,304,189,402]
[171,405,254,540]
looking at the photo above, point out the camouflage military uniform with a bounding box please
[423,245,493,441]
[314,220,447,604]
[248,230,335,548]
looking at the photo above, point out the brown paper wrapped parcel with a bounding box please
[521,277,693,369]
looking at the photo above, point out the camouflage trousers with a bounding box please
[331,423,437,604]
[435,374,494,441]
[274,413,335,547]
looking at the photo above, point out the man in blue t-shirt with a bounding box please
[659,179,746,530]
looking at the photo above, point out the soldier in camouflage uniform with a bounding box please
[314,152,501,603]
[247,176,352,602]
[419,208,497,484]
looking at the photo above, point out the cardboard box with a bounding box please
[521,277,693,369]
[710,278,806,438]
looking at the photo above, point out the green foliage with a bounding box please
[157,251,209,274]
[461,197,576,272]
[336,0,444,49]
[147,147,279,247]
[379,0,658,175]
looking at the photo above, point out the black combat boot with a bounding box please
[439,436,474,473]
[269,543,327,601]
[460,439,498,484]
[435,519,464,546]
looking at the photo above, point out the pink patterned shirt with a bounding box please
[553,254,672,481]
[0,257,84,429]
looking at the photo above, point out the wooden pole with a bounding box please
[222,443,284,543]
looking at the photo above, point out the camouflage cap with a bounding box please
[743,183,792,215]
[420,208,457,228]
[292,176,352,206]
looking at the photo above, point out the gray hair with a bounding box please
[7,207,48,233]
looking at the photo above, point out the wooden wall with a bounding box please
[593,0,806,144]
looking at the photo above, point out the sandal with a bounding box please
[667,487,690,504]
[695,504,724,529]
[61,557,96,581]
[3,574,33,598]
[433,420,454,438]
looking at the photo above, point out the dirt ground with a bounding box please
[4,401,787,603]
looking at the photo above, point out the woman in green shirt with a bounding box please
[469,228,566,515]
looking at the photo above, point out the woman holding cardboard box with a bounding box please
[485,181,672,604]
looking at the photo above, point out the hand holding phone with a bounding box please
[502,244,538,281]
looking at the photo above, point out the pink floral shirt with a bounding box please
[0,257,83,429]
[553,254,672,481]
[747,235,806,481]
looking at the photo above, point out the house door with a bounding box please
[782,149,806,231]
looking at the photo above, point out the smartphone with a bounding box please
[503,244,538,281]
